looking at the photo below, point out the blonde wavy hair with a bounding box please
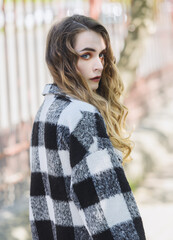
[45,14,133,163]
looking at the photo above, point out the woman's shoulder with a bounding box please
[57,97,100,133]
[69,98,98,114]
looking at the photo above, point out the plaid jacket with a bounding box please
[29,83,146,240]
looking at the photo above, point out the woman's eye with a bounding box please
[99,53,105,59]
[81,54,90,59]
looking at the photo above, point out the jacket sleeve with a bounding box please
[69,110,146,240]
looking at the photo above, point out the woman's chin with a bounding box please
[89,81,99,91]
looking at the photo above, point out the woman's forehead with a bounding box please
[74,30,106,52]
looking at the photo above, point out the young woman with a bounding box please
[30,14,146,240]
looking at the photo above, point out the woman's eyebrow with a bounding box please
[79,47,95,52]
[79,47,106,52]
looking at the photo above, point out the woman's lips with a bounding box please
[90,76,101,82]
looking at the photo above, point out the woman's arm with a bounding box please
[69,110,146,240]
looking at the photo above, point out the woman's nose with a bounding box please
[93,57,104,71]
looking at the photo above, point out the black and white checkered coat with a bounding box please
[29,84,146,240]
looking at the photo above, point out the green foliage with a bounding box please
[129,176,144,192]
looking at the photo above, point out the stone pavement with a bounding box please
[0,193,31,240]
[135,152,173,240]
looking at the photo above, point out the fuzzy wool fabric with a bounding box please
[29,83,146,240]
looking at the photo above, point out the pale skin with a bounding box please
[74,30,106,91]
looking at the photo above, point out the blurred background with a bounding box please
[0,0,173,239]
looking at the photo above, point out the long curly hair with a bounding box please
[45,14,133,163]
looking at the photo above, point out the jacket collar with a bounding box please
[42,83,71,100]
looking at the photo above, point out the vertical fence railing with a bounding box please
[0,0,56,207]
[22,0,32,121]
[13,0,22,124]
[2,1,12,129]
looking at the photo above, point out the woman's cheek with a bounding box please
[77,60,86,75]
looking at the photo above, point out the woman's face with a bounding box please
[74,30,106,91]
